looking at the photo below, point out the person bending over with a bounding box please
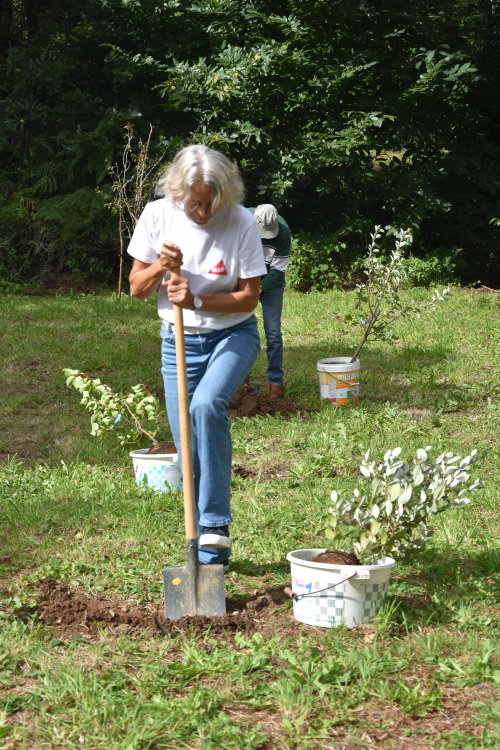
[128,144,266,571]
[248,204,291,398]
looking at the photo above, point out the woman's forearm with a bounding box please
[129,259,165,300]
[195,289,259,313]
[129,243,184,300]
[166,276,261,313]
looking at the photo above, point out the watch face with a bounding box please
[194,295,202,309]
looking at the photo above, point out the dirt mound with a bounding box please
[229,383,317,418]
[35,577,298,642]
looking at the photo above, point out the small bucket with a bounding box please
[129,448,181,492]
[317,357,360,405]
[287,549,395,628]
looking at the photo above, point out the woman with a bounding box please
[128,144,266,570]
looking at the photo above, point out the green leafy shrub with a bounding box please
[0,193,117,287]
[34,189,106,241]
[287,231,356,292]
[63,369,164,448]
[0,197,34,283]
[402,248,460,287]
[326,447,481,564]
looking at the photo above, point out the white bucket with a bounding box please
[317,357,360,405]
[286,549,395,628]
[129,448,181,492]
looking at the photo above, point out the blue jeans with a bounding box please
[161,316,260,564]
[260,286,284,386]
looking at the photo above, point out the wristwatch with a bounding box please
[193,295,203,310]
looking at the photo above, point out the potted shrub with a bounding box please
[63,369,180,491]
[317,226,450,404]
[287,446,480,627]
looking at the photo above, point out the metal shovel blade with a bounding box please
[163,539,226,620]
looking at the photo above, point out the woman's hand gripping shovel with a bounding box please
[163,267,226,620]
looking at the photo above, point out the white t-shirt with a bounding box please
[127,198,267,329]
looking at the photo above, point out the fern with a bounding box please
[34,189,105,239]
[32,162,60,196]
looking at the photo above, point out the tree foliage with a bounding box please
[1,0,499,286]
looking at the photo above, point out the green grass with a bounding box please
[1,286,499,748]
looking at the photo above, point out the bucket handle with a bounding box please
[284,571,358,601]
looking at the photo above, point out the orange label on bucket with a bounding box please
[318,369,359,405]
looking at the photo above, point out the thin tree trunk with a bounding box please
[350,315,377,362]
[117,211,124,300]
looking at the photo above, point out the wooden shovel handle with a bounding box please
[170,267,198,541]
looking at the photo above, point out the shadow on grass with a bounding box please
[229,558,291,578]
[388,546,500,626]
[282,339,482,412]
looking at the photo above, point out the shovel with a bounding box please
[163,268,226,620]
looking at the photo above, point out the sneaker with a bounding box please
[199,525,230,548]
[269,384,284,398]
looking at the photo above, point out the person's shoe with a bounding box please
[269,384,284,398]
[199,525,230,548]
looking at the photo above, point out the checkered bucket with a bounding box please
[286,549,395,628]
[129,449,181,492]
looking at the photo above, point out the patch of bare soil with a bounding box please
[232,463,291,480]
[34,577,297,642]
[229,383,317,419]
[332,682,499,749]
[464,285,499,294]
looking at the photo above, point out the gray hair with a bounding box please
[156,144,245,210]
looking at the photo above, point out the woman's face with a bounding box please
[184,182,214,225]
